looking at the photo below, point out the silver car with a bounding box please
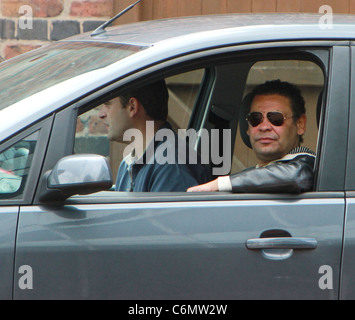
[1,12,355,300]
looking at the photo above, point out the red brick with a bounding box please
[70,0,114,17]
[4,44,41,60]
[1,0,64,18]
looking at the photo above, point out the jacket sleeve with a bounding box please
[230,155,315,193]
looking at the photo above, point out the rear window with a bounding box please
[0,41,146,109]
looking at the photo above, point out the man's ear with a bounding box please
[128,97,140,117]
[297,114,306,135]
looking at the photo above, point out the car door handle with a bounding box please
[245,237,318,250]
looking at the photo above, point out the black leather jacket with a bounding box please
[230,147,316,194]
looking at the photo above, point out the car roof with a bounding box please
[67,13,355,46]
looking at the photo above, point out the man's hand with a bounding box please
[187,179,219,192]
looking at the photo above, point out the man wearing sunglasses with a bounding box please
[187,79,316,193]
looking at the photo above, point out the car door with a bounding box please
[13,44,348,300]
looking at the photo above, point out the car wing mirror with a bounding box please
[39,154,113,203]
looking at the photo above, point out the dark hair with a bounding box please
[120,79,169,121]
[249,79,306,120]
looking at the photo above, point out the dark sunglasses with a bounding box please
[246,111,294,127]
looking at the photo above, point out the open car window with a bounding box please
[74,69,206,179]
[72,48,326,194]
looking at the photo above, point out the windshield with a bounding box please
[0,41,146,109]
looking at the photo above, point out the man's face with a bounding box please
[247,94,306,166]
[99,97,132,143]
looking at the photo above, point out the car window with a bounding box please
[0,131,39,198]
[72,51,326,193]
[74,69,206,178]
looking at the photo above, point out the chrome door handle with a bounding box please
[245,237,318,250]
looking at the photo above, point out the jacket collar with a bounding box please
[256,146,316,168]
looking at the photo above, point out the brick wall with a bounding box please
[0,0,114,60]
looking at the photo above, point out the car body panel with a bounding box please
[0,208,19,300]
[14,196,344,299]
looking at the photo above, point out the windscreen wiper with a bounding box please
[91,0,143,36]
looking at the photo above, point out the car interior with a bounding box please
[74,49,325,193]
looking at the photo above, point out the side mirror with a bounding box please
[39,154,113,202]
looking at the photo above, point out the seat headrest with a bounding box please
[238,93,253,149]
